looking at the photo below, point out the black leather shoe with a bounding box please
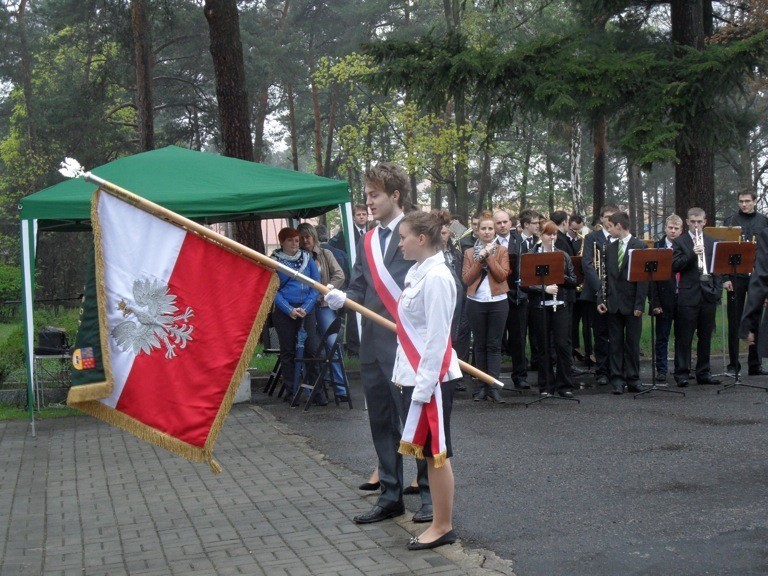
[655,373,667,382]
[612,383,624,395]
[487,388,506,403]
[571,366,588,376]
[558,390,575,398]
[407,529,457,551]
[454,381,467,391]
[514,381,531,390]
[412,504,433,523]
[354,503,405,524]
[596,375,609,386]
[358,481,380,491]
[697,377,721,385]
[473,388,487,401]
[676,379,689,388]
[627,383,648,393]
[748,367,768,376]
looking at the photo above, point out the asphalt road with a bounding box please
[253,370,768,576]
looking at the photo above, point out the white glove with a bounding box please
[324,288,347,310]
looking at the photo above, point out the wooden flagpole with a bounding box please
[82,171,503,389]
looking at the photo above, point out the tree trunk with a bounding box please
[628,159,639,235]
[204,0,263,252]
[671,0,714,220]
[520,126,534,212]
[324,90,337,178]
[16,0,37,151]
[454,95,469,222]
[592,115,607,216]
[546,152,555,214]
[476,140,492,216]
[252,89,269,163]
[569,120,584,216]
[286,84,299,171]
[132,0,154,152]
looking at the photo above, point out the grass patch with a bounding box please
[0,403,80,421]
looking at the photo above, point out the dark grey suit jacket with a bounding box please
[603,236,648,315]
[672,232,722,306]
[740,228,768,357]
[346,221,414,366]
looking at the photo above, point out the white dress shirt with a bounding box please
[392,251,462,402]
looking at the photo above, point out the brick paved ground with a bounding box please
[0,405,514,576]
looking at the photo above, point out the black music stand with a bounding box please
[627,249,685,398]
[520,251,580,406]
[709,241,768,393]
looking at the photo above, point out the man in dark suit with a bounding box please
[567,213,590,365]
[329,203,369,357]
[552,210,576,256]
[723,189,768,376]
[597,212,648,394]
[581,204,620,385]
[740,227,768,358]
[671,207,723,387]
[649,214,683,382]
[329,203,369,253]
[325,162,431,525]
[507,209,541,389]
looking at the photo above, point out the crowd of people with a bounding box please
[269,161,768,550]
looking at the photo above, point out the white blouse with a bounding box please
[392,251,462,402]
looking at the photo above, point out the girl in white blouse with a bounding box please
[395,210,462,551]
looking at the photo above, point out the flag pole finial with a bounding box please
[59,157,85,179]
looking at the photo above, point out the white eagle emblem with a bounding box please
[110,278,194,359]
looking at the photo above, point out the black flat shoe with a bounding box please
[407,530,457,551]
[358,481,380,491]
[558,390,575,398]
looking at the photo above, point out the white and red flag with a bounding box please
[69,188,276,472]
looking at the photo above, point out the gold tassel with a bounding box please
[398,440,425,460]
[432,451,448,469]
[208,458,222,475]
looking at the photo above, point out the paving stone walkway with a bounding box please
[0,405,514,576]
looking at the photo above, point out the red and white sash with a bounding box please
[364,229,454,467]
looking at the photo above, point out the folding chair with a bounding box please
[292,316,352,412]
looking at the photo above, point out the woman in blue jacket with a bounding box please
[271,227,320,398]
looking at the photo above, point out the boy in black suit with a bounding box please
[671,207,723,387]
[597,212,648,394]
[649,214,683,382]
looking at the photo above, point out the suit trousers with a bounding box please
[726,276,760,372]
[588,304,610,377]
[360,360,405,508]
[674,301,717,381]
[607,312,642,387]
[506,298,529,385]
[654,311,674,376]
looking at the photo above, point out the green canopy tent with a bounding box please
[18,146,354,433]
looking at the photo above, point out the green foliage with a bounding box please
[0,326,24,384]
[0,264,22,322]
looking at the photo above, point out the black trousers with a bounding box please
[506,297,529,385]
[572,299,592,359]
[530,303,573,394]
[454,296,472,362]
[587,304,610,377]
[345,310,360,357]
[726,276,760,372]
[607,312,642,388]
[466,298,508,380]
[675,301,717,381]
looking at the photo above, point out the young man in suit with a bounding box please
[649,214,683,382]
[671,207,723,387]
[581,204,619,385]
[723,189,768,376]
[740,227,768,356]
[325,163,432,525]
[507,209,541,389]
[597,212,648,394]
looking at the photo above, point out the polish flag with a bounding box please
[72,189,276,472]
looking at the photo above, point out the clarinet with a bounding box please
[551,236,559,311]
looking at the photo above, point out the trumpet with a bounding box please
[694,228,710,280]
